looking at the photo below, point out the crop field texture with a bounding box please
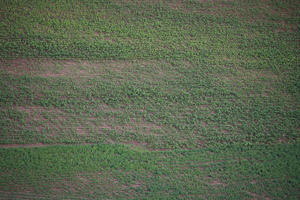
[0,0,299,199]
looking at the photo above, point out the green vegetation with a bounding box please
[1,144,299,199]
[0,0,299,199]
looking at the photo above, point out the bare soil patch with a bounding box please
[16,105,67,136]
[201,122,208,127]
[277,136,290,144]
[128,181,142,189]
[116,118,163,136]
[217,67,281,96]
[0,143,100,148]
[149,148,172,152]
[98,124,113,131]
[126,141,148,147]
[96,104,123,113]
[200,104,210,109]
[247,191,272,200]
[1,59,166,81]
[207,179,225,186]
[168,0,184,11]
[76,125,86,135]
[0,143,49,148]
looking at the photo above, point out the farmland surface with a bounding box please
[0,0,299,199]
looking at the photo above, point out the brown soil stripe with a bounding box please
[0,143,97,148]
[0,143,174,151]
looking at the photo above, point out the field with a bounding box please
[0,0,299,199]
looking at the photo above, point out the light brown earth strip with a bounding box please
[0,143,97,148]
